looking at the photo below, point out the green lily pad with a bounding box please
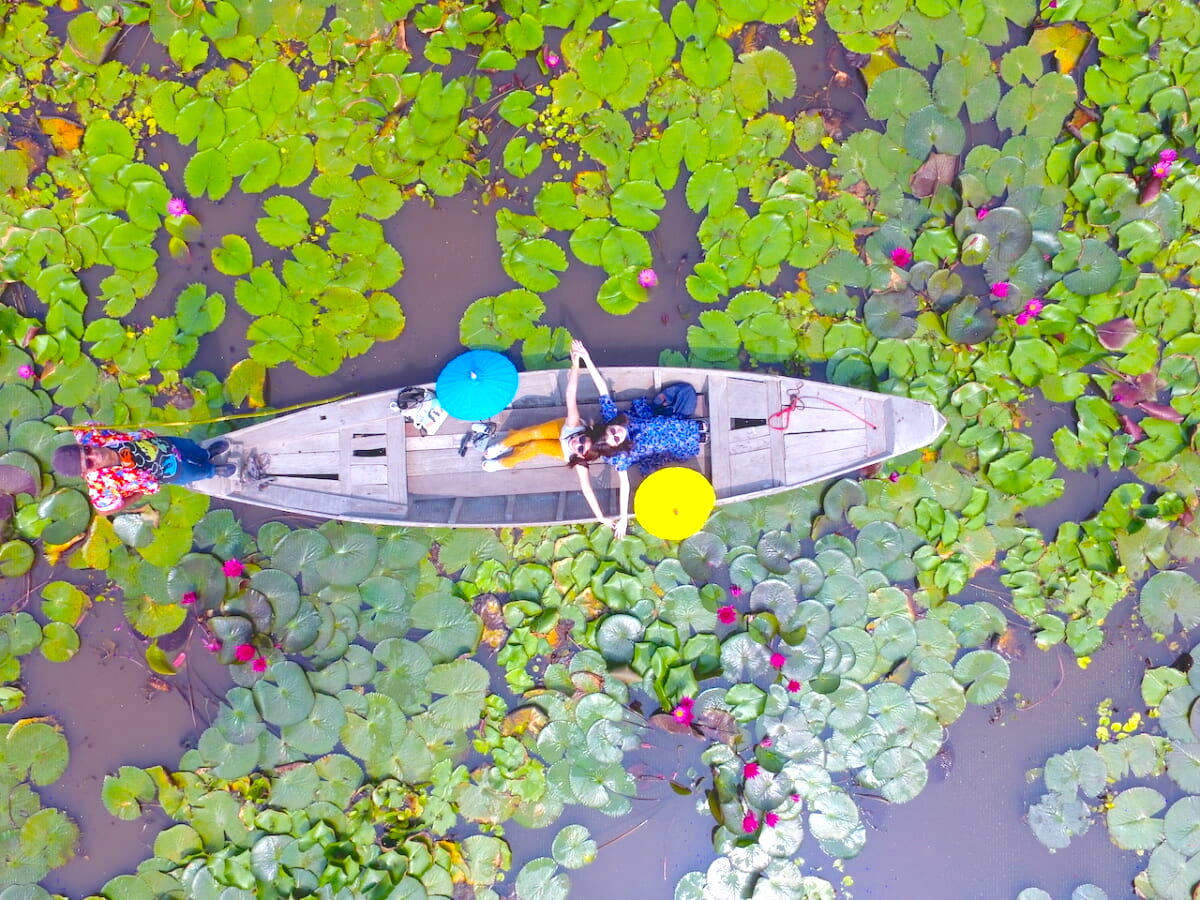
[975,206,1032,263]
[252,661,315,728]
[1106,786,1165,851]
[1140,571,1200,635]
[1062,238,1121,296]
[1029,790,1091,850]
[101,765,156,820]
[945,296,998,344]
[953,649,1010,704]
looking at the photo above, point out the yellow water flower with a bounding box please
[1077,655,1092,669]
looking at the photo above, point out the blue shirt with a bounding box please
[598,395,703,475]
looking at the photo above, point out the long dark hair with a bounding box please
[567,415,632,467]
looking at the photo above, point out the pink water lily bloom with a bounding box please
[890,247,912,267]
[203,637,221,653]
[234,643,256,662]
[765,811,780,828]
[888,471,900,483]
[180,591,197,605]
[1015,298,1044,326]
[769,652,786,669]
[1160,148,1178,163]
[742,812,759,833]
[786,679,802,693]
[990,282,1012,298]
[1152,160,1172,178]
[717,605,738,625]
[223,558,244,577]
[672,696,695,726]
[545,49,561,67]
[976,207,990,220]
[17,364,33,379]
[760,737,773,748]
[167,197,190,217]
[744,761,761,779]
[251,656,268,673]
[729,585,743,598]
[638,268,658,288]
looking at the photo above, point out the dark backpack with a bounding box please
[650,382,698,417]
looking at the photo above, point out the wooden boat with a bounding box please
[192,368,946,528]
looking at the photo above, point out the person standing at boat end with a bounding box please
[52,425,235,514]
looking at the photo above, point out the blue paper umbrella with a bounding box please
[435,350,519,420]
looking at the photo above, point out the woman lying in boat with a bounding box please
[481,340,628,532]
[582,382,707,538]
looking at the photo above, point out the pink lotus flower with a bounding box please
[180,591,197,605]
[742,812,759,833]
[1160,148,1178,163]
[786,679,802,693]
[744,761,761,779]
[671,696,695,726]
[545,49,561,67]
[765,811,780,828]
[1015,298,1044,327]
[251,656,268,673]
[203,637,221,653]
[17,364,33,379]
[729,585,743,598]
[1152,160,1172,178]
[769,652,786,669]
[638,268,658,288]
[223,558,244,577]
[234,643,256,662]
[167,197,190,217]
[890,247,912,267]
[717,605,738,625]
[990,282,1011,298]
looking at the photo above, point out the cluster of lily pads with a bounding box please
[4,0,1200,895]
[1026,623,1200,899]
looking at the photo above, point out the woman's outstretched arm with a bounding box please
[614,468,630,539]
[565,340,585,427]
[574,464,617,531]
[575,342,610,397]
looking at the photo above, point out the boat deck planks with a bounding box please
[191,367,945,527]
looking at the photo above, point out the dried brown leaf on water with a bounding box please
[472,593,507,650]
[910,153,959,198]
[1137,400,1184,422]
[1096,318,1138,351]
[696,708,739,746]
[501,704,549,738]
[1029,22,1091,74]
[649,712,696,736]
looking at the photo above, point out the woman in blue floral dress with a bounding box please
[568,356,703,538]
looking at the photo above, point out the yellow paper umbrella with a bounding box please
[634,466,716,541]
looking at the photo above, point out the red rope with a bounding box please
[768,389,880,431]
[767,391,803,430]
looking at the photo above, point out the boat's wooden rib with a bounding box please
[190,368,946,528]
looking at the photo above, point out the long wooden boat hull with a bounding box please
[190,368,946,528]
